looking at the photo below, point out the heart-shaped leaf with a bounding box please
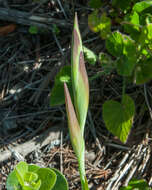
[103,95,135,143]
[51,168,68,190]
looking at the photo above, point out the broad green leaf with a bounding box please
[123,12,140,41]
[83,46,97,65]
[36,168,56,190]
[99,13,111,39]
[51,168,68,190]
[28,164,40,173]
[130,11,140,28]
[106,31,137,76]
[6,171,21,190]
[147,24,152,40]
[120,179,151,190]
[71,13,89,134]
[50,66,72,106]
[139,25,149,46]
[134,59,152,84]
[106,31,123,57]
[116,56,136,76]
[133,1,152,13]
[88,10,101,33]
[15,161,28,186]
[139,24,152,46]
[119,35,137,76]
[88,11,111,39]
[103,95,135,143]
[88,0,103,9]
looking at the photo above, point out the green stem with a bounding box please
[78,154,89,190]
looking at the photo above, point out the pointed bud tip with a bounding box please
[74,12,78,27]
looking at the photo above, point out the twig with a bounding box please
[105,143,130,151]
[0,126,61,163]
[88,110,105,154]
[57,0,68,20]
[0,7,71,29]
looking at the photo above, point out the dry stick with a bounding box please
[57,0,68,20]
[123,146,147,187]
[106,140,150,190]
[0,7,68,55]
[29,0,49,15]
[114,144,144,189]
[106,150,131,190]
[0,126,61,163]
[88,110,104,154]
[28,66,59,105]
[0,8,71,29]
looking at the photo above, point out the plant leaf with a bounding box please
[134,59,152,84]
[88,10,101,33]
[88,11,111,39]
[14,161,28,186]
[123,11,140,41]
[133,1,152,13]
[83,46,97,65]
[106,31,124,57]
[120,179,151,190]
[50,66,72,106]
[99,13,111,39]
[6,171,21,190]
[106,31,137,76]
[71,13,89,134]
[24,172,38,183]
[64,82,86,185]
[36,168,56,190]
[103,95,135,143]
[51,168,68,190]
[28,164,40,173]
[64,83,85,160]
